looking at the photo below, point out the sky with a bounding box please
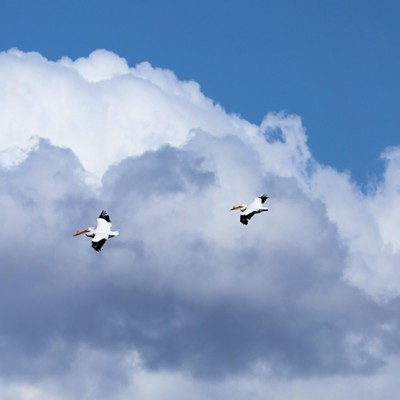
[1,1,400,399]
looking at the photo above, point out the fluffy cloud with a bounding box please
[1,49,400,399]
[0,48,253,179]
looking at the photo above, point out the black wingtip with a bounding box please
[92,238,107,252]
[98,210,111,223]
[259,194,269,203]
[240,215,249,225]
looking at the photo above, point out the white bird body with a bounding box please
[231,194,269,225]
[73,210,119,252]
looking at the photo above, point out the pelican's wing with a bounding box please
[245,195,269,214]
[240,213,256,225]
[98,210,111,223]
[91,216,112,252]
[95,217,112,232]
[91,237,107,252]
[244,197,263,214]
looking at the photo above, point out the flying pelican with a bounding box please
[230,194,269,225]
[73,210,120,252]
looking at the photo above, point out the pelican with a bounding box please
[73,210,120,252]
[230,194,269,225]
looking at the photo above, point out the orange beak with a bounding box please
[230,205,243,211]
[73,229,89,237]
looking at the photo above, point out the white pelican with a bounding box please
[73,210,120,252]
[230,194,269,225]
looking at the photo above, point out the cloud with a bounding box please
[0,48,254,179]
[1,49,400,399]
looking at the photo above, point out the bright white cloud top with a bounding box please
[1,48,400,400]
[0,48,253,178]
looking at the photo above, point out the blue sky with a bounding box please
[2,2,400,399]
[1,0,399,183]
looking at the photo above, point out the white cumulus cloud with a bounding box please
[0,48,254,179]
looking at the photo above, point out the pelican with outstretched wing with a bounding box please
[73,210,120,252]
[230,194,269,225]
